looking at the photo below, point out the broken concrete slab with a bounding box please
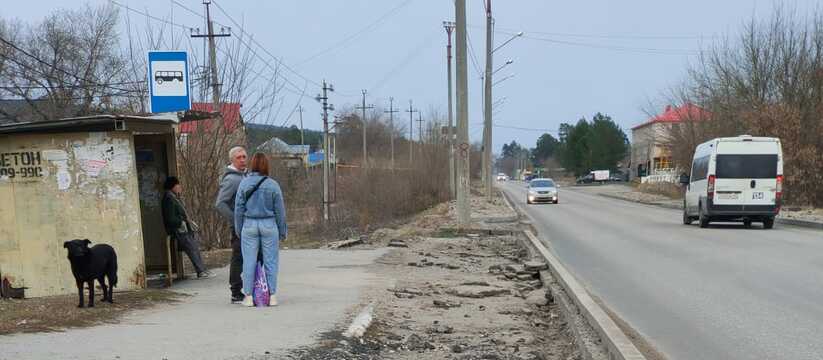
[524,261,548,272]
[447,285,510,298]
[388,240,409,248]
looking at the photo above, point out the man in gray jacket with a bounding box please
[214,146,247,302]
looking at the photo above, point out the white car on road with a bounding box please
[526,178,559,204]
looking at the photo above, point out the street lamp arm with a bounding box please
[492,31,523,53]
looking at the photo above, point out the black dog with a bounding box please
[63,239,118,308]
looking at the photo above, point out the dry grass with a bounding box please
[636,182,684,200]
[0,289,184,335]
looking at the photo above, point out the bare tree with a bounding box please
[660,5,823,206]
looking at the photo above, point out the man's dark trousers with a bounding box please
[229,229,243,297]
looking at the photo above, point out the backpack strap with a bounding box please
[244,177,269,202]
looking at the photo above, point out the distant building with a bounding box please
[257,136,312,168]
[630,104,708,181]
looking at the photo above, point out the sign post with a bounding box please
[147,51,191,113]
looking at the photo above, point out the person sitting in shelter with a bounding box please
[162,176,214,279]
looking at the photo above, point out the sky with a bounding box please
[4,0,820,153]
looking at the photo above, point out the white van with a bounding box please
[681,135,783,229]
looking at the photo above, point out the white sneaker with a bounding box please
[269,294,278,306]
[242,295,254,307]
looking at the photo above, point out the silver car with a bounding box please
[527,178,559,204]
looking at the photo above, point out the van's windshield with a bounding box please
[715,154,778,179]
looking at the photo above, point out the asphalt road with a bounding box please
[501,181,823,360]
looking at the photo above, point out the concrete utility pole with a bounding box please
[455,0,470,225]
[298,105,305,146]
[385,97,400,170]
[444,21,456,199]
[355,90,374,170]
[191,0,230,112]
[316,81,335,221]
[405,100,419,166]
[483,0,494,202]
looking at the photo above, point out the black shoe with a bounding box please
[231,293,244,303]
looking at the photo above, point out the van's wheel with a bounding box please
[743,219,753,228]
[526,198,531,205]
[763,217,775,229]
[682,206,693,225]
[699,206,710,228]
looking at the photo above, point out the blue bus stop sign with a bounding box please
[148,51,191,113]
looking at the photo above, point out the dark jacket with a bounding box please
[214,166,245,222]
[162,190,190,235]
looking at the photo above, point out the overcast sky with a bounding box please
[5,0,819,152]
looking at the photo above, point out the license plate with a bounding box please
[717,192,738,200]
[752,192,764,200]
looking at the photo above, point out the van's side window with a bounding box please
[691,155,709,181]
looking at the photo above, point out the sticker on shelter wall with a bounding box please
[72,139,132,177]
[0,151,45,181]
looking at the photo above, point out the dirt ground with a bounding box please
[283,190,580,360]
[0,289,183,335]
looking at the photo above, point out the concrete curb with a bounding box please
[597,193,823,230]
[524,230,646,360]
[499,189,646,360]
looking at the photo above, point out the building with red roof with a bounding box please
[179,102,243,134]
[630,104,709,180]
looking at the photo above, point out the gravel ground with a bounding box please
[282,191,580,360]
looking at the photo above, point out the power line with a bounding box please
[465,30,484,77]
[493,123,559,133]
[493,30,699,55]
[370,30,440,92]
[0,36,145,92]
[211,0,322,88]
[492,25,715,40]
[298,0,415,65]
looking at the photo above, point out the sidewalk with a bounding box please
[0,249,388,360]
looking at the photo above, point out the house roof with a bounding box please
[258,136,310,155]
[632,103,709,131]
[180,102,242,133]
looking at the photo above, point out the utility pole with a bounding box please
[191,0,230,112]
[417,111,425,159]
[444,21,456,199]
[417,112,425,143]
[355,90,374,170]
[385,97,400,170]
[405,100,418,166]
[455,0,470,225]
[483,0,494,202]
[316,81,334,221]
[298,105,305,146]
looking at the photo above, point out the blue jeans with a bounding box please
[240,218,280,296]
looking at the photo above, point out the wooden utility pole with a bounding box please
[385,97,400,170]
[191,0,230,112]
[316,81,334,221]
[298,105,305,146]
[355,90,374,170]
